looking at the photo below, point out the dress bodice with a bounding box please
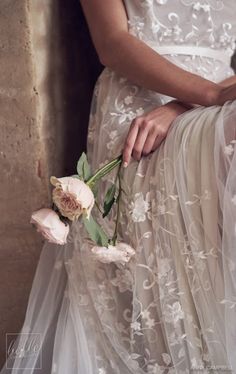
[123,0,236,81]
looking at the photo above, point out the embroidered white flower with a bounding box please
[111,107,145,125]
[157,204,166,215]
[169,330,186,346]
[141,309,155,329]
[109,130,118,140]
[98,369,106,374]
[141,309,151,319]
[162,352,172,366]
[202,189,211,200]
[158,258,171,279]
[193,3,210,12]
[124,95,134,105]
[164,301,185,325]
[131,321,141,331]
[128,17,145,39]
[129,192,151,222]
[146,317,155,329]
[107,130,120,151]
[224,144,234,156]
[147,362,165,374]
[136,107,145,116]
[191,357,201,369]
[91,242,135,264]
[111,269,133,292]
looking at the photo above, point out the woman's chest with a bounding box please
[124,0,236,50]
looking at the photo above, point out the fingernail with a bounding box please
[123,162,128,168]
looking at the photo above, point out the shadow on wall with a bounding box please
[50,0,103,176]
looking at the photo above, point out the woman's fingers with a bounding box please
[123,120,164,166]
[122,103,190,167]
[142,126,159,155]
[132,120,152,160]
[122,119,140,167]
[123,115,170,167]
[152,132,166,150]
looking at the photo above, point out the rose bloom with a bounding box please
[50,176,95,221]
[91,242,135,264]
[30,208,70,245]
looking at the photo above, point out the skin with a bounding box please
[80,0,236,166]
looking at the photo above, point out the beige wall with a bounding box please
[0,0,101,367]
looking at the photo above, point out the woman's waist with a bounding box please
[97,58,234,90]
[145,41,233,67]
[94,43,235,100]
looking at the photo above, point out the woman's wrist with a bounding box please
[216,84,236,106]
[165,100,194,113]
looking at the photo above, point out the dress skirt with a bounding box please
[1,67,236,374]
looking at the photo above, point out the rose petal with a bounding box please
[30,208,70,245]
[50,176,95,221]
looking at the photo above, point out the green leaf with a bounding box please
[103,183,116,218]
[82,214,109,247]
[76,152,91,181]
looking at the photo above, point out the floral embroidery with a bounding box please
[129,192,151,222]
[78,1,236,372]
[164,301,185,325]
[98,369,107,374]
[224,140,236,156]
[124,95,134,105]
[131,321,141,331]
[127,0,235,54]
[111,268,134,292]
[110,105,144,125]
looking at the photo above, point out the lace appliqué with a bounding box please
[127,0,235,54]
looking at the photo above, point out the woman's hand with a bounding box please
[122,101,192,167]
[217,82,236,105]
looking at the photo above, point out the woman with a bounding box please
[2,0,236,373]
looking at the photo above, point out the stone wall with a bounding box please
[0,0,101,367]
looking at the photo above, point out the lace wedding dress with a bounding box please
[1,1,236,373]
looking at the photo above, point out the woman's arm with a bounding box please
[80,0,236,106]
[220,75,236,87]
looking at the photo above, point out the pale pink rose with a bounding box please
[91,242,135,264]
[30,208,70,245]
[50,176,95,221]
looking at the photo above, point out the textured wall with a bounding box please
[0,0,101,367]
[0,0,50,366]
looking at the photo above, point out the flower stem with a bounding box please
[86,155,122,187]
[111,163,122,245]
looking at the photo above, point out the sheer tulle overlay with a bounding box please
[2,1,236,373]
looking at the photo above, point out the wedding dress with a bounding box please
[1,1,236,373]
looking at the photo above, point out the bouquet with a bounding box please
[30,153,135,264]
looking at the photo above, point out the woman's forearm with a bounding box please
[101,32,222,107]
[80,0,236,107]
[219,75,236,87]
